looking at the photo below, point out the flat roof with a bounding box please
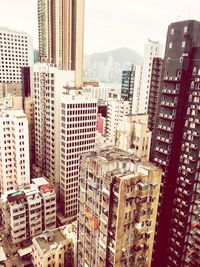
[32,177,49,186]
[33,229,66,254]
[18,246,32,257]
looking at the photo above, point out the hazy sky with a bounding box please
[0,0,199,55]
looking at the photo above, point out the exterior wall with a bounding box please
[60,90,97,220]
[0,109,30,194]
[121,65,141,114]
[0,27,33,83]
[116,114,151,161]
[106,99,130,145]
[38,0,84,86]
[77,147,162,267]
[151,20,200,267]
[97,113,106,134]
[33,63,75,190]
[32,227,75,267]
[138,40,162,114]
[1,179,56,244]
[148,57,163,132]
[83,86,110,102]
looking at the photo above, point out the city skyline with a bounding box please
[0,0,199,55]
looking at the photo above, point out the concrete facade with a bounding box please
[78,147,162,267]
[38,0,84,86]
[0,109,30,194]
[1,177,56,244]
[60,88,97,220]
[116,114,152,161]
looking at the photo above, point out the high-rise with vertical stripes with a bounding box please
[37,0,84,87]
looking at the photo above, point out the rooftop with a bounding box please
[84,146,160,179]
[1,177,54,203]
[33,229,67,254]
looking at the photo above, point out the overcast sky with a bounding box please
[0,0,199,56]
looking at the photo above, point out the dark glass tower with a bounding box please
[151,20,200,267]
[121,65,135,112]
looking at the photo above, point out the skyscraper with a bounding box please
[78,147,162,267]
[59,88,97,221]
[138,40,162,114]
[151,20,200,267]
[121,65,141,114]
[38,0,84,86]
[0,27,33,84]
[33,63,75,190]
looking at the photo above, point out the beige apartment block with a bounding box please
[0,109,30,194]
[116,114,152,161]
[38,0,84,86]
[1,177,56,244]
[78,147,162,267]
[32,223,77,267]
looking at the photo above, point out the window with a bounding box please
[169,42,173,49]
[171,28,174,35]
[179,57,183,63]
[184,26,188,33]
[182,41,186,48]
[193,67,197,76]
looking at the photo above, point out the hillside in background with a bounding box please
[84,47,142,83]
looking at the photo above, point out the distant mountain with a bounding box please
[84,47,142,83]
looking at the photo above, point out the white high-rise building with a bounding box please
[138,39,162,114]
[60,88,97,220]
[33,63,75,190]
[0,27,33,83]
[0,109,30,194]
[106,98,130,145]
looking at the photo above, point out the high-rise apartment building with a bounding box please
[33,63,75,188]
[106,98,130,145]
[147,57,163,132]
[22,66,35,174]
[116,114,151,161]
[121,65,141,114]
[77,147,162,267]
[38,0,84,86]
[59,88,97,220]
[151,20,200,267]
[138,40,162,114]
[0,109,30,194]
[2,177,56,244]
[0,27,33,84]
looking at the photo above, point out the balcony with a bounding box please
[159,113,176,120]
[156,135,172,144]
[164,76,180,82]
[161,101,177,108]
[154,157,168,166]
[162,88,179,95]
[158,124,174,132]
[155,146,170,155]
